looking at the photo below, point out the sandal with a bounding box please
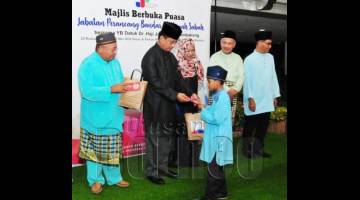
[91,182,103,194]
[116,180,130,188]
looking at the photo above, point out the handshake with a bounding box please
[176,93,205,109]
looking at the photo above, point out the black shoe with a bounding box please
[147,176,165,185]
[160,170,178,179]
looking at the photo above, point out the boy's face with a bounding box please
[207,78,222,91]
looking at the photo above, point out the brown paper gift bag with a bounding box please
[119,69,148,110]
[184,113,205,140]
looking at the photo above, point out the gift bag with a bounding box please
[72,139,84,166]
[122,110,146,158]
[119,69,148,110]
[184,113,205,140]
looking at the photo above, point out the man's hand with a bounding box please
[191,93,200,106]
[111,83,129,93]
[191,95,205,109]
[248,98,256,112]
[191,93,199,101]
[176,93,191,102]
[227,89,238,101]
[190,93,203,106]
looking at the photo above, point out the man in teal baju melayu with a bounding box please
[78,32,130,194]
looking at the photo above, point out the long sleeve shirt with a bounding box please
[78,52,125,135]
[200,89,233,166]
[209,50,244,92]
[243,49,281,116]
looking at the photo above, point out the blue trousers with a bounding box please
[86,160,123,186]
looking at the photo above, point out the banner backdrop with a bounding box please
[72,0,212,139]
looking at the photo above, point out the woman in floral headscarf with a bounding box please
[176,38,204,112]
[168,38,204,168]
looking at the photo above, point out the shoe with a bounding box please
[160,169,178,179]
[147,176,165,185]
[116,180,130,188]
[90,182,103,194]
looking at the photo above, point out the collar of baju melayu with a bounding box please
[254,49,267,56]
[211,88,224,102]
[94,51,111,64]
[220,50,233,56]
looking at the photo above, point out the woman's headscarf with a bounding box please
[175,38,204,81]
